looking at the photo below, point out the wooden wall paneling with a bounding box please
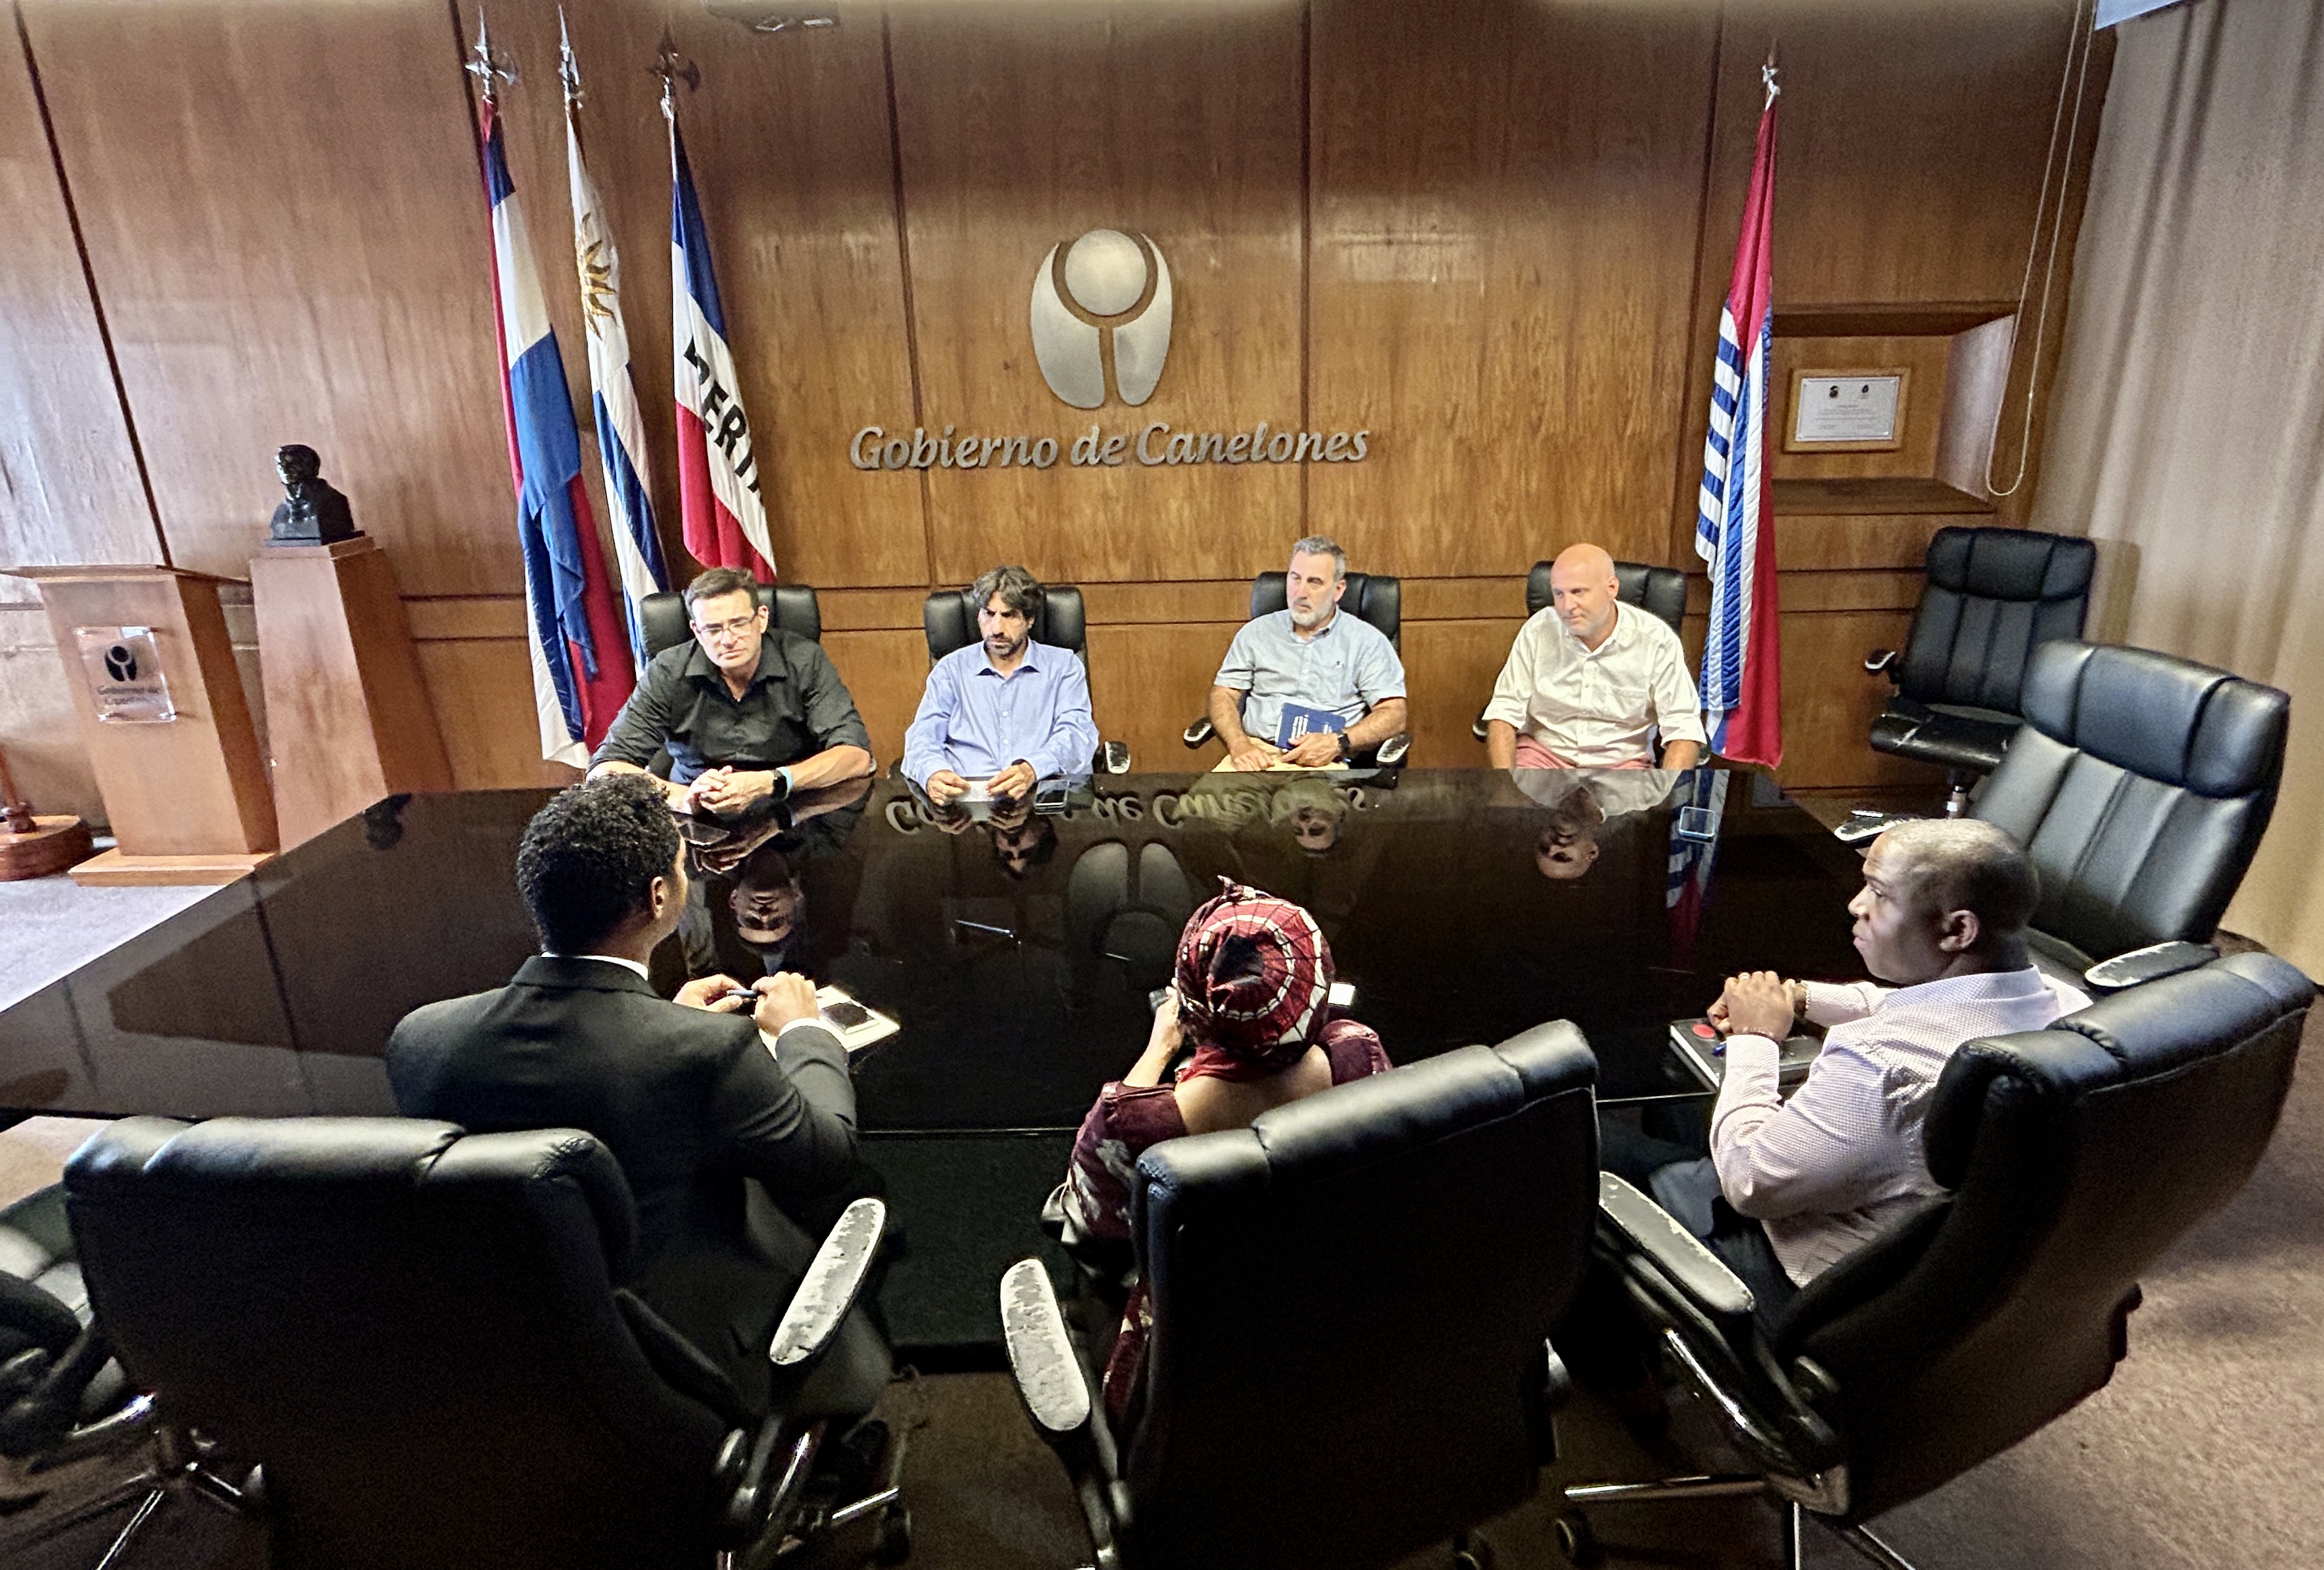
[1712,1,2098,310]
[1308,0,1720,580]
[1767,335,1951,482]
[20,0,511,598]
[0,13,159,602]
[486,2,928,591]
[1765,606,1946,794]
[889,2,1307,587]
[1082,620,1252,774]
[1669,1,2105,558]
[822,627,939,776]
[412,637,577,791]
[1399,617,1526,769]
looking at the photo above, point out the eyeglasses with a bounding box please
[691,614,760,640]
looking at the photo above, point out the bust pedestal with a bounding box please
[248,536,452,848]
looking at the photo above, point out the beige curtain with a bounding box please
[2033,0,2324,975]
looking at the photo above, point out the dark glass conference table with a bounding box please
[0,769,1870,1351]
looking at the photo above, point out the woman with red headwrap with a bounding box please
[1061,879,1391,1418]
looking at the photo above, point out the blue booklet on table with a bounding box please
[1275,704,1348,749]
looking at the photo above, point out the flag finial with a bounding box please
[466,11,517,107]
[651,28,700,123]
[558,8,581,112]
[1761,53,1780,110]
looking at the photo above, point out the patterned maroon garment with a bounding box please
[1062,1020,1391,1420]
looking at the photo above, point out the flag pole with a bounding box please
[465,10,517,110]
[651,27,699,127]
[558,7,583,131]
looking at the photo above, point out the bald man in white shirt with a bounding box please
[1483,544,1705,770]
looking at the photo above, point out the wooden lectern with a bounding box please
[248,537,451,847]
[11,566,277,885]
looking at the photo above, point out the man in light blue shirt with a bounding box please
[1209,537,1408,771]
[904,565,1099,805]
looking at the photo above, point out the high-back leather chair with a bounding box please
[1869,527,2096,813]
[66,1117,894,1570]
[1973,640,2290,972]
[641,582,823,660]
[1564,953,2311,1568]
[916,584,1126,774]
[1474,561,1687,740]
[1184,571,1409,765]
[1004,1024,1600,1570]
[1525,558,1687,633]
[923,583,1089,666]
[1251,569,1401,648]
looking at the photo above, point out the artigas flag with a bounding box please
[564,42,670,667]
[1694,74,1784,768]
[670,123,776,580]
[479,98,634,765]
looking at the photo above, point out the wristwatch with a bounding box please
[1787,979,1809,1021]
[1335,730,1352,761]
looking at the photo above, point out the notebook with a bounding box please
[1666,1018,1822,1091]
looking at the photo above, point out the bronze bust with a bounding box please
[268,444,359,545]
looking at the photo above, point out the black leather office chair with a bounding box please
[1184,571,1409,767]
[641,582,823,660]
[1560,952,2311,1570]
[1867,527,2096,815]
[637,584,825,780]
[63,1117,903,1570]
[1971,640,2290,980]
[1003,1023,1600,1570]
[922,585,1130,773]
[1472,560,1688,741]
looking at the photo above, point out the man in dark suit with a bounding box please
[386,772,886,1418]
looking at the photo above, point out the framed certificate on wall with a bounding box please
[1785,368,1910,452]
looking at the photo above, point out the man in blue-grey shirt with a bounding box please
[1209,537,1409,771]
[903,565,1099,805]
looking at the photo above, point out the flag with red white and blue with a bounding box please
[1694,73,1784,769]
[670,122,776,581]
[479,98,634,765]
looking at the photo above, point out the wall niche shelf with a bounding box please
[1766,299,2019,528]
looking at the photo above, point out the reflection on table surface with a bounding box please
[0,770,1871,1129]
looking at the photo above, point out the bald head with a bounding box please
[1548,543,1621,649]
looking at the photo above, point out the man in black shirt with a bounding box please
[593,567,875,815]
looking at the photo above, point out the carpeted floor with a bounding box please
[1,839,2319,1569]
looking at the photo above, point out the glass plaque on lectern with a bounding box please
[74,625,177,723]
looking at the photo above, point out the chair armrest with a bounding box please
[1472,709,1490,743]
[1001,1258,1126,1562]
[1100,740,1132,774]
[1373,731,1410,768]
[1595,1176,1845,1480]
[767,1198,886,1376]
[2083,941,2219,994]
[1864,649,1899,680]
[1001,1258,1091,1440]
[1597,1173,1755,1322]
[1182,716,1215,749]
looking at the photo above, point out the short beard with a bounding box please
[1289,598,1333,630]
